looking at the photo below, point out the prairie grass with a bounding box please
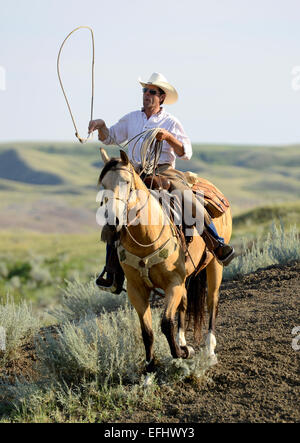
[49,280,127,323]
[0,296,41,365]
[40,298,212,387]
[0,281,212,422]
[1,377,162,423]
[224,223,300,280]
[0,230,105,309]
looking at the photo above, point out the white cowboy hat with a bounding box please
[138,72,178,105]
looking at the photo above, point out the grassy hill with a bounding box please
[0,141,299,307]
[0,141,299,215]
[0,140,299,239]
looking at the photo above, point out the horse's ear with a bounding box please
[120,150,129,165]
[100,148,110,164]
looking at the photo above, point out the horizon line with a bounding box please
[0,140,299,148]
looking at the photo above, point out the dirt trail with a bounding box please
[125,261,300,423]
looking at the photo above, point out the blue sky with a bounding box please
[1,0,300,144]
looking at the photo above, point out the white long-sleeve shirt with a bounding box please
[102,108,192,168]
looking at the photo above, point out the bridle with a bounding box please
[99,163,169,248]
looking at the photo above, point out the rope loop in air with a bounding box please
[57,26,95,144]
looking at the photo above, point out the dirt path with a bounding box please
[124,261,300,423]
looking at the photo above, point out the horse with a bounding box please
[97,148,232,372]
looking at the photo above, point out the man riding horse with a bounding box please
[88,72,235,293]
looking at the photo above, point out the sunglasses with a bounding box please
[143,87,161,96]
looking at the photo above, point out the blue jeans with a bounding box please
[206,221,224,244]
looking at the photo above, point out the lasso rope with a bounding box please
[57,26,163,175]
[57,26,95,144]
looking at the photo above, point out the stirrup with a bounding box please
[214,245,235,266]
[96,282,119,294]
[95,270,125,295]
[95,267,114,291]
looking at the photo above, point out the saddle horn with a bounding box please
[100,148,110,164]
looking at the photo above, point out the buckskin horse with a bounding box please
[97,148,232,372]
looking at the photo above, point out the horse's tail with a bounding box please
[186,269,207,342]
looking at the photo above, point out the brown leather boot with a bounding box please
[201,229,235,266]
[95,244,125,294]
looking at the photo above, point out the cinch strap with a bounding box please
[117,237,178,288]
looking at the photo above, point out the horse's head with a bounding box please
[97,149,134,237]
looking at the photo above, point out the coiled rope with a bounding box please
[105,127,164,176]
[131,128,163,175]
[57,26,95,144]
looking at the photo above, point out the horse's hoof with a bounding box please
[186,345,195,359]
[181,345,195,359]
[144,374,155,388]
[146,358,155,373]
[208,353,218,366]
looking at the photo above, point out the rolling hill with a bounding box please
[0,141,299,234]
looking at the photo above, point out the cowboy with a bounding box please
[89,73,235,293]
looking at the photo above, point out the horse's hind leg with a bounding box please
[206,258,223,361]
[126,281,154,372]
[176,291,187,347]
[176,291,195,358]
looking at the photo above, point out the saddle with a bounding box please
[185,172,230,218]
[142,171,230,219]
[141,173,197,252]
[143,174,171,191]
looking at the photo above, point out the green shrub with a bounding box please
[224,223,299,280]
[38,299,212,390]
[0,296,41,365]
[49,279,127,323]
[0,262,8,278]
[7,261,32,281]
[0,376,161,423]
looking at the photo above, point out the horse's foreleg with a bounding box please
[206,259,223,361]
[162,283,193,359]
[127,282,154,372]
